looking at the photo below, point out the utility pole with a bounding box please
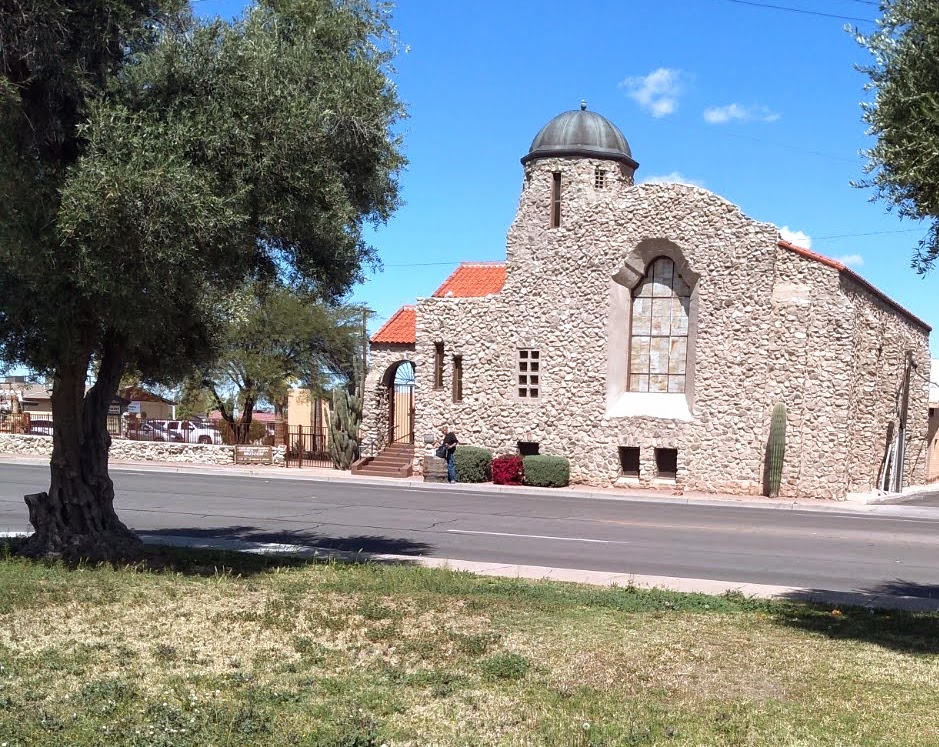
[360,306,369,396]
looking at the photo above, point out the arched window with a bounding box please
[629,257,691,393]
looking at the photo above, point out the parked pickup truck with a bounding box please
[165,420,223,445]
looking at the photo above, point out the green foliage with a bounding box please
[522,455,571,488]
[328,387,361,469]
[764,403,787,498]
[855,1,939,271]
[198,282,363,425]
[454,446,492,483]
[0,0,406,543]
[479,652,531,681]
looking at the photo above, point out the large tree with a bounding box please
[856,0,939,272]
[0,0,404,557]
[198,283,363,443]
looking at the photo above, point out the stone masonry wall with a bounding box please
[843,277,930,492]
[362,343,415,455]
[367,155,929,499]
[0,434,287,466]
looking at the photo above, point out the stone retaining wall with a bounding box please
[0,434,287,467]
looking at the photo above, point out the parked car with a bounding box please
[29,419,54,436]
[124,422,183,442]
[165,420,223,445]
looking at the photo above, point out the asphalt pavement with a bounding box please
[3,461,939,603]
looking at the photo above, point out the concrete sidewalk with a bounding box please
[1,452,930,517]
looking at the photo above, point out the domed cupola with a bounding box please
[522,102,638,169]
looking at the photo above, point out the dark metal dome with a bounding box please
[522,102,637,168]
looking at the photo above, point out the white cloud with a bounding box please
[835,253,864,268]
[620,68,686,118]
[641,172,705,188]
[780,226,812,248]
[703,103,780,124]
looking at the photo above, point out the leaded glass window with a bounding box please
[629,257,690,393]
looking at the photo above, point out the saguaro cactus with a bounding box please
[764,403,787,498]
[329,387,362,470]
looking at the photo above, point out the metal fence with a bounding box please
[284,425,332,468]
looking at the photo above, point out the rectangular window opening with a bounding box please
[619,446,640,478]
[433,342,444,389]
[550,172,561,228]
[655,448,678,479]
[594,167,607,189]
[452,355,463,403]
[517,348,540,399]
[518,441,540,456]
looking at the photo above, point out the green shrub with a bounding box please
[522,455,570,488]
[454,446,492,483]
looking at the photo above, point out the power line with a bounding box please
[814,227,924,240]
[721,0,875,23]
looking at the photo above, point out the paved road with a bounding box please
[2,462,939,599]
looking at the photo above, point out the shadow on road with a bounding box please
[137,525,432,557]
[776,580,939,655]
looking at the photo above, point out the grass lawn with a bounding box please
[1,545,938,746]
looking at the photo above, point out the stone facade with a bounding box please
[364,111,930,499]
[0,434,287,466]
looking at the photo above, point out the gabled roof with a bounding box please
[778,240,931,332]
[370,305,416,345]
[433,262,506,298]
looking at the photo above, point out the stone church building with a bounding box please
[363,105,930,499]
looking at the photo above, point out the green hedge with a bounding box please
[454,446,492,483]
[522,455,570,488]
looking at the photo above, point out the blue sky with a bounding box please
[203,0,935,349]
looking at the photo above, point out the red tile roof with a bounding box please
[371,305,416,345]
[778,240,930,332]
[433,262,506,298]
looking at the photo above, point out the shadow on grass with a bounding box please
[3,526,432,579]
[775,580,939,655]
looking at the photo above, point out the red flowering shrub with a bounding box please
[492,454,524,485]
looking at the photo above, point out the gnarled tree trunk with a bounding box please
[22,336,140,560]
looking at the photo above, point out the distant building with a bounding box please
[364,105,930,499]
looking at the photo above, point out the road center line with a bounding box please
[447,529,625,544]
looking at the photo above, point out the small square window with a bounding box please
[517,348,540,399]
[619,447,640,478]
[655,448,678,479]
[594,167,607,189]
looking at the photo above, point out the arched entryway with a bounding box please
[382,360,415,444]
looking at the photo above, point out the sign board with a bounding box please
[108,403,122,416]
[234,445,273,465]
[127,402,141,414]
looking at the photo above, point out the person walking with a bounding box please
[441,425,459,483]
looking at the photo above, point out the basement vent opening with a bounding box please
[518,441,540,456]
[655,448,678,479]
[618,446,640,478]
